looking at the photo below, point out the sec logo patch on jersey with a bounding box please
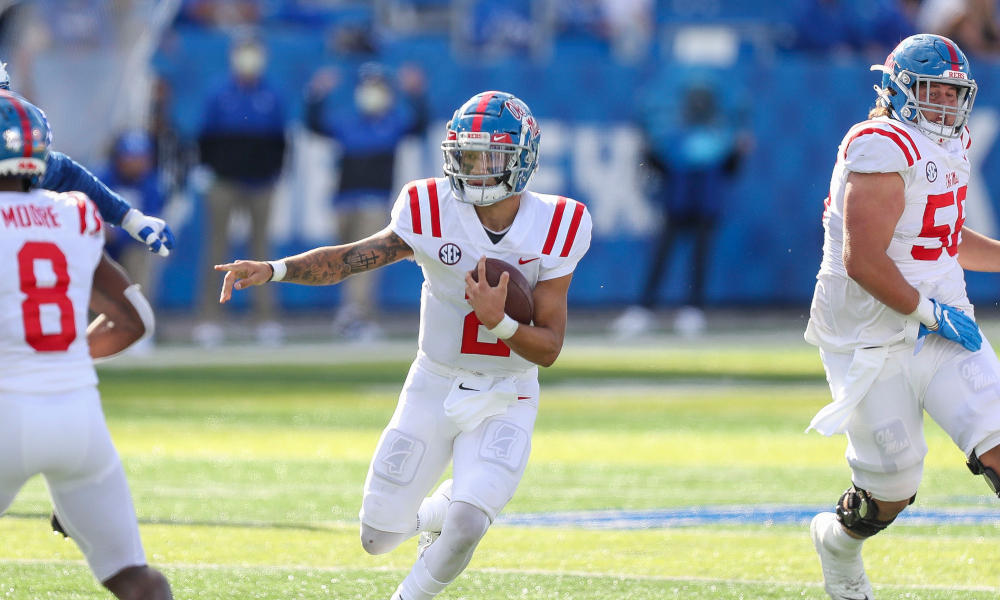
[439,243,462,265]
[926,161,938,182]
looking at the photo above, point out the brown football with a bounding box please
[469,258,535,325]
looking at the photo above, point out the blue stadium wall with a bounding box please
[153,28,1000,312]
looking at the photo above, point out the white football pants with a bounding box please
[0,386,146,582]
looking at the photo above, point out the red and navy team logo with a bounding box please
[439,243,462,265]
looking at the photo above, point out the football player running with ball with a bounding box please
[217,91,591,600]
[0,94,169,598]
[805,34,1000,599]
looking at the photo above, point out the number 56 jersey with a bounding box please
[806,116,972,352]
[0,190,104,393]
[390,178,592,376]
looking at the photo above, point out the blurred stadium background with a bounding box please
[3,0,1000,598]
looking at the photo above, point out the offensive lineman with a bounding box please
[0,94,170,598]
[805,34,1000,598]
[216,91,591,600]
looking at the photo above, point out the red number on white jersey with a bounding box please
[911,185,967,261]
[460,310,511,357]
[17,241,76,352]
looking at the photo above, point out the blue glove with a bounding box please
[120,209,176,257]
[918,299,982,352]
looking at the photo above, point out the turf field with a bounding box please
[2,338,1000,599]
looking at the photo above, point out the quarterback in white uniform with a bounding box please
[218,91,591,600]
[805,35,1000,599]
[0,93,169,598]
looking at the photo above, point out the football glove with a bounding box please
[121,208,175,257]
[918,298,982,352]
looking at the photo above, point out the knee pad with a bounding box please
[835,485,913,538]
[966,451,1000,498]
[359,524,407,556]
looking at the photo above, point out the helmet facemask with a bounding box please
[442,133,536,206]
[874,65,977,139]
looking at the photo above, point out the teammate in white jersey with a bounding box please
[217,91,591,600]
[0,94,169,598]
[805,34,1000,599]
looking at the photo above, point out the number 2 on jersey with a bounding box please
[912,185,967,261]
[17,241,75,352]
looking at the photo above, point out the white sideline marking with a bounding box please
[3,558,999,592]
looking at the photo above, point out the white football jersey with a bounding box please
[806,116,973,351]
[390,177,592,376]
[0,189,104,393]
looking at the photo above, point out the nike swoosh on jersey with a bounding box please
[518,257,539,264]
[517,396,531,400]
[458,383,480,391]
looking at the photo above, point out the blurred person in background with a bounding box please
[613,78,750,339]
[195,34,287,348]
[918,0,1000,55]
[305,61,428,340]
[99,130,164,354]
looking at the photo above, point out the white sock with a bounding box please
[415,489,450,534]
[396,557,448,600]
[825,520,865,558]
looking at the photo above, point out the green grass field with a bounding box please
[2,341,999,599]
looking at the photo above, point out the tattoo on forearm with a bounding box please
[284,230,412,285]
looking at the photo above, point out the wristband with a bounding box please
[267,260,287,282]
[908,293,938,330]
[488,314,519,340]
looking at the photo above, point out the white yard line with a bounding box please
[3,557,998,592]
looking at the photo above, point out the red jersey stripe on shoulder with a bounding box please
[471,92,496,133]
[426,178,441,238]
[843,127,914,167]
[542,196,567,255]
[964,126,972,149]
[883,122,921,160]
[560,201,585,258]
[408,183,422,235]
[75,194,87,234]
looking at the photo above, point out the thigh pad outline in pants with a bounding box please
[452,384,539,522]
[361,364,458,534]
[830,348,928,501]
[923,335,1000,458]
[3,388,146,582]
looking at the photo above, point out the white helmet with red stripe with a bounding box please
[0,91,48,188]
[871,34,976,140]
[441,91,540,206]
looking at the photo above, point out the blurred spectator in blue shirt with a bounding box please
[100,130,164,302]
[613,77,751,339]
[304,61,428,340]
[196,34,287,348]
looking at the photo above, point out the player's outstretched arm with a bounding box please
[957,226,1000,272]
[45,151,176,256]
[88,253,154,359]
[216,226,413,303]
[465,256,570,367]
